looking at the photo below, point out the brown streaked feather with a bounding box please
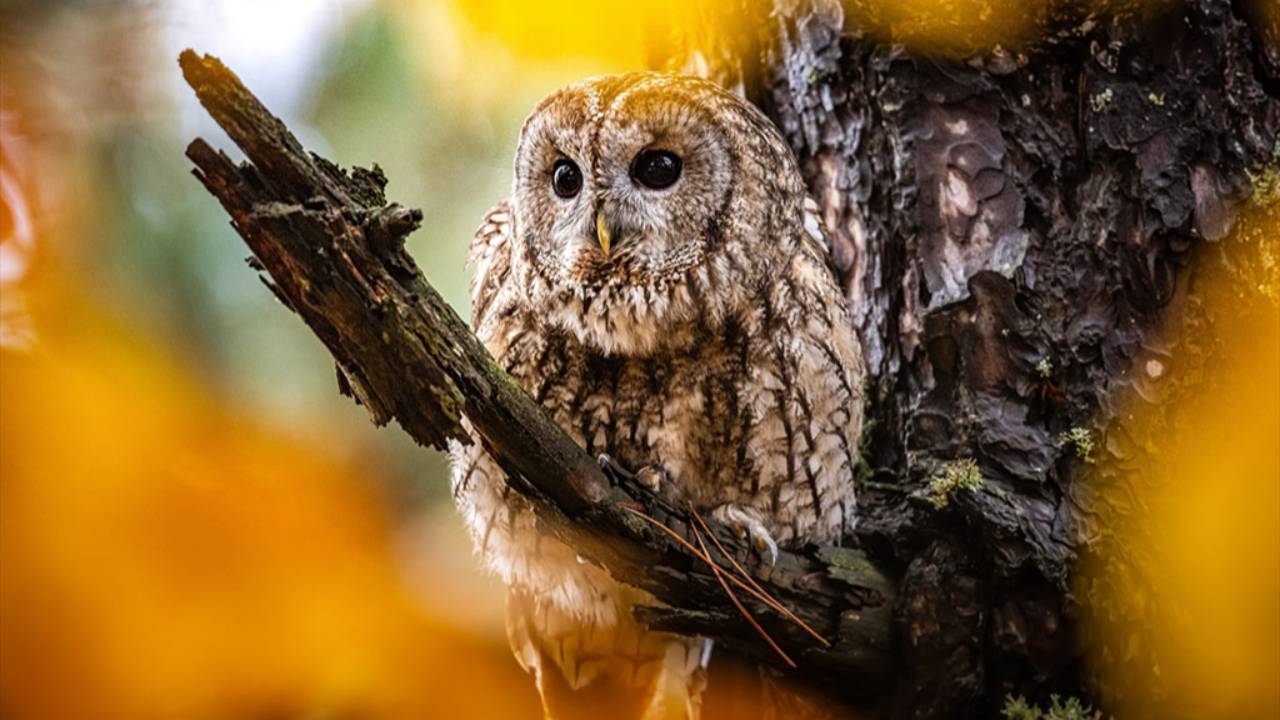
[467,200,514,328]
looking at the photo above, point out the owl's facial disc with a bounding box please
[511,72,785,354]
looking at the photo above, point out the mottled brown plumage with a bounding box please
[450,72,864,719]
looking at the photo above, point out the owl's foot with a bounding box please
[708,503,779,566]
[597,454,668,495]
[596,453,633,483]
[634,466,666,493]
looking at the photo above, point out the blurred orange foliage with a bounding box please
[1079,196,1280,717]
[2,2,1277,718]
[0,278,538,719]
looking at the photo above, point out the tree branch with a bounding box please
[179,50,894,702]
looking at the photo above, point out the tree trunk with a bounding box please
[674,0,1278,716]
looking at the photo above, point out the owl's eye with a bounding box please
[631,150,682,190]
[552,159,582,199]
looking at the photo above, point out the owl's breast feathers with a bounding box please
[454,198,862,719]
[461,199,863,556]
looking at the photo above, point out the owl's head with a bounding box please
[510,72,806,356]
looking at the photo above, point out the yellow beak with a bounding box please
[595,210,611,256]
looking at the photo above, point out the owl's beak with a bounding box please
[595,209,611,256]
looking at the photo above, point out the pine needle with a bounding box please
[620,503,826,666]
[689,504,831,648]
[691,523,796,667]
[619,505,786,608]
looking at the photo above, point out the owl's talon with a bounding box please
[708,504,779,566]
[597,453,634,484]
[760,535,780,566]
[635,466,666,493]
[598,454,670,495]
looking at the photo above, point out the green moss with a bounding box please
[826,547,886,587]
[827,547,877,574]
[1035,358,1053,378]
[1046,695,1105,720]
[1059,427,1096,463]
[1090,87,1113,112]
[922,458,984,510]
[1002,694,1105,720]
[620,510,650,536]
[1247,158,1280,208]
[1002,695,1041,720]
[1233,137,1280,303]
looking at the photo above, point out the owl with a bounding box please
[450,72,864,719]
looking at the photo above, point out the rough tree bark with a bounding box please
[181,0,1278,714]
[672,0,1278,716]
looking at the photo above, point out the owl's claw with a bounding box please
[597,454,667,495]
[708,504,779,566]
[597,453,633,483]
[635,466,666,493]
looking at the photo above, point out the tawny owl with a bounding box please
[450,72,863,719]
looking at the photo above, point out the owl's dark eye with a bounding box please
[631,149,682,190]
[552,159,582,199]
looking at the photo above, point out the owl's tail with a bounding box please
[506,588,708,720]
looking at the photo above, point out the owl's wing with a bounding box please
[467,200,515,329]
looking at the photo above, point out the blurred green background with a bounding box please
[2,0,632,507]
[0,3,648,715]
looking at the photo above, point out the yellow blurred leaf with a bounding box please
[0,281,538,720]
